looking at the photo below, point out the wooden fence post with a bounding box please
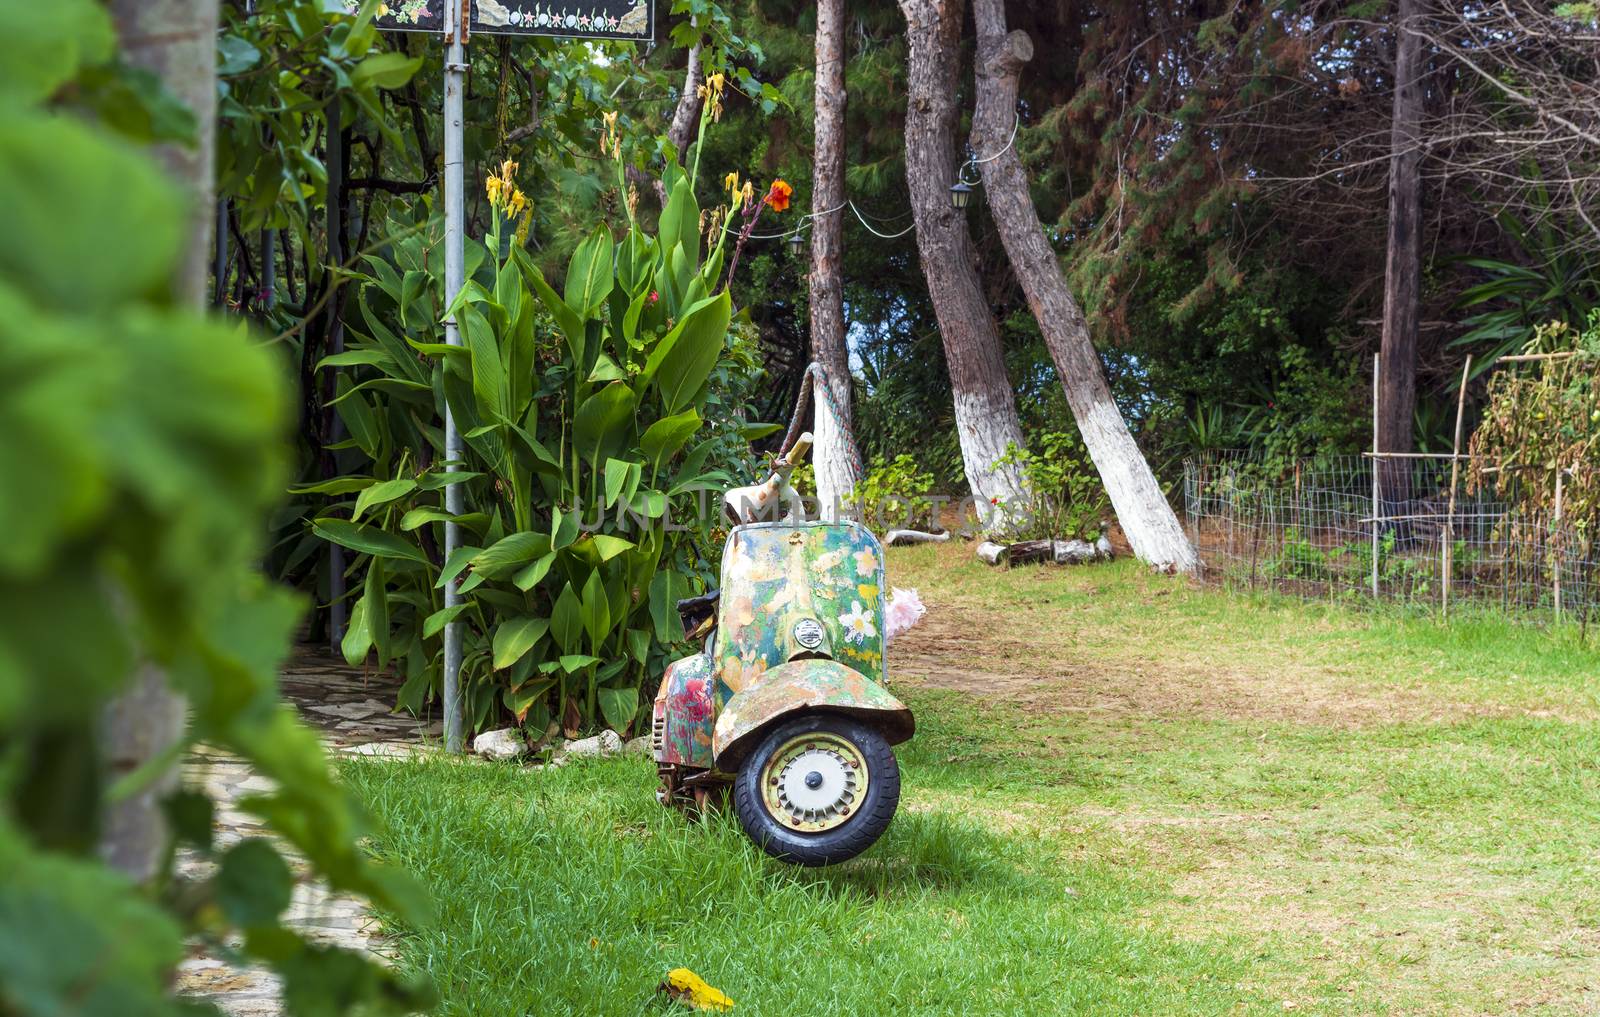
[1442,355,1472,619]
[1371,353,1380,599]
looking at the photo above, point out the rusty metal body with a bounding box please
[652,519,914,803]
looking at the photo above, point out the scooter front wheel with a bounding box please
[732,713,899,866]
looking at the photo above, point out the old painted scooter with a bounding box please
[651,424,914,865]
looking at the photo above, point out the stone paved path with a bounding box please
[176,648,438,1015]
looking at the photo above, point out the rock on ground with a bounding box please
[473,728,528,760]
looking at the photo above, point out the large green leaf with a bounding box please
[471,531,553,578]
[640,409,702,470]
[550,583,583,654]
[580,570,612,649]
[598,685,639,734]
[492,616,549,670]
[572,382,638,473]
[364,555,390,665]
[643,291,731,413]
[0,116,182,313]
[217,839,294,928]
[658,176,700,272]
[313,519,430,565]
[526,260,587,365]
[564,225,615,316]
[341,593,372,665]
[459,302,507,421]
[351,51,422,90]
[351,478,416,521]
[0,0,112,105]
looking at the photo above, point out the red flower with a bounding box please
[648,290,659,304]
[990,496,999,505]
[765,179,793,213]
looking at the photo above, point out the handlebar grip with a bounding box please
[783,430,814,466]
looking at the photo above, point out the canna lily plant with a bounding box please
[305,102,773,736]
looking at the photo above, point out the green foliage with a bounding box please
[1452,196,1600,368]
[1468,318,1600,551]
[0,3,430,1013]
[993,430,1109,542]
[314,140,760,737]
[854,454,938,530]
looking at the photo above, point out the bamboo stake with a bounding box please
[1442,355,1472,619]
[1371,353,1380,599]
[1498,351,1585,363]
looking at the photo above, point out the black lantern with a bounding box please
[788,230,807,257]
[949,180,975,210]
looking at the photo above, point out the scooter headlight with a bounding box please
[792,618,825,650]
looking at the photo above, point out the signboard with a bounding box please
[348,0,651,39]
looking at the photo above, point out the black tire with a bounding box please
[733,713,900,866]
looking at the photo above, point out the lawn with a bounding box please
[343,542,1600,1015]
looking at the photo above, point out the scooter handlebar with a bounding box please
[779,431,813,468]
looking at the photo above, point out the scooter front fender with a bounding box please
[713,659,914,770]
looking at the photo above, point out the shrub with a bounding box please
[993,430,1110,541]
[311,145,772,737]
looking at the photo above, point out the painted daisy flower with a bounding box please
[838,600,876,645]
[853,548,878,576]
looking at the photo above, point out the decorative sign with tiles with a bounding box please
[350,0,650,39]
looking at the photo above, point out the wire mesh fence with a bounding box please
[1182,450,1597,623]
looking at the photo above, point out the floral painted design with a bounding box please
[853,548,878,576]
[838,601,877,645]
[721,654,767,694]
[715,521,888,695]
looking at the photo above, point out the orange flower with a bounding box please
[765,179,792,212]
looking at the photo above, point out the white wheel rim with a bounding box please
[759,732,868,833]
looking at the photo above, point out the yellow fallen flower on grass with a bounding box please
[658,968,734,1012]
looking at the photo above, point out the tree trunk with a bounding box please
[667,38,704,168]
[101,0,218,882]
[810,0,860,521]
[900,0,1030,534]
[970,0,1198,573]
[1379,0,1423,511]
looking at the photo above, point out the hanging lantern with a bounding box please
[788,230,807,258]
[949,180,974,210]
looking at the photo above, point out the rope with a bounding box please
[780,362,866,482]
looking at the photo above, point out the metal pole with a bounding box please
[441,0,467,753]
[326,96,347,648]
[1371,352,1380,600]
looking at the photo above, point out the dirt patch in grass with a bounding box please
[888,601,1543,730]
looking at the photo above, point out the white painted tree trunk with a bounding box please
[101,0,218,882]
[809,0,860,523]
[900,0,1031,536]
[970,4,1197,571]
[812,371,858,521]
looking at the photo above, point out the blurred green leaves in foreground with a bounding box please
[0,0,432,1013]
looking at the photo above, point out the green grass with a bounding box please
[344,546,1600,1015]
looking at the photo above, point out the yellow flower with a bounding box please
[707,72,725,96]
[485,175,503,206]
[723,171,740,203]
[659,968,734,1012]
[739,180,754,207]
